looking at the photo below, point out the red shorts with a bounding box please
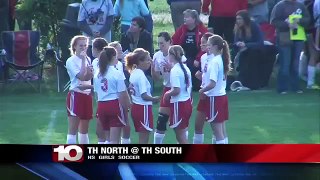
[169,99,192,129]
[66,91,93,120]
[97,99,126,130]
[131,104,154,132]
[197,95,229,123]
[160,87,171,108]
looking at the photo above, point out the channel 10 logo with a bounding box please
[52,145,84,162]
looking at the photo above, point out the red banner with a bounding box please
[185,144,320,163]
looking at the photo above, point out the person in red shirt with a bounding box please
[172,9,208,91]
[202,0,247,44]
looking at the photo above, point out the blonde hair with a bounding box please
[168,45,189,90]
[207,35,232,75]
[125,48,150,72]
[69,35,88,55]
[108,41,121,49]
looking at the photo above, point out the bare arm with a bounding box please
[199,80,216,93]
[165,87,180,97]
[119,90,131,110]
[141,93,160,103]
[76,52,89,81]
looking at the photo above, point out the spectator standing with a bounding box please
[270,0,311,94]
[248,0,270,24]
[202,0,247,44]
[167,0,202,31]
[78,0,114,60]
[172,9,208,91]
[114,0,151,34]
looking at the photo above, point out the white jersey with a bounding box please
[153,51,171,87]
[129,68,152,105]
[169,63,192,103]
[204,54,226,96]
[93,66,126,101]
[200,53,214,88]
[93,58,125,80]
[66,55,92,94]
[92,58,99,74]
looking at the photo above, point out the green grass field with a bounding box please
[0,0,319,144]
[0,81,319,144]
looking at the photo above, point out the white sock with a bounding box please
[185,130,189,140]
[104,140,110,144]
[154,132,165,144]
[121,138,131,144]
[224,137,229,144]
[299,52,308,80]
[307,65,316,86]
[78,132,89,144]
[212,136,216,144]
[215,139,225,144]
[98,141,104,144]
[66,134,77,144]
[193,133,204,144]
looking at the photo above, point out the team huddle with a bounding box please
[65,31,231,144]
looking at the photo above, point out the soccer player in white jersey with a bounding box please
[66,35,93,144]
[198,35,231,144]
[93,47,131,144]
[151,32,173,144]
[109,41,131,144]
[126,48,160,144]
[163,45,193,144]
[193,32,214,144]
[91,37,109,144]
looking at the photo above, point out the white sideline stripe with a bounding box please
[118,163,136,180]
[16,163,49,180]
[1,102,319,114]
[41,110,57,144]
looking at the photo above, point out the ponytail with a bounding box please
[222,40,231,75]
[208,36,232,76]
[99,47,117,76]
[169,45,189,91]
[178,61,189,91]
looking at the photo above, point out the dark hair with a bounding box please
[234,10,252,39]
[125,48,150,72]
[201,32,214,41]
[208,35,232,75]
[168,45,189,91]
[69,35,88,55]
[92,38,108,51]
[158,32,172,43]
[99,47,117,76]
[132,16,146,30]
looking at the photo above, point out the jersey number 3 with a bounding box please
[101,78,108,92]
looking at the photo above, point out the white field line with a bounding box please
[41,110,57,144]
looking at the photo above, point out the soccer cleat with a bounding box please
[280,91,287,95]
[306,85,320,90]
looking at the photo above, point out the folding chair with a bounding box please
[44,48,70,92]
[1,30,44,92]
